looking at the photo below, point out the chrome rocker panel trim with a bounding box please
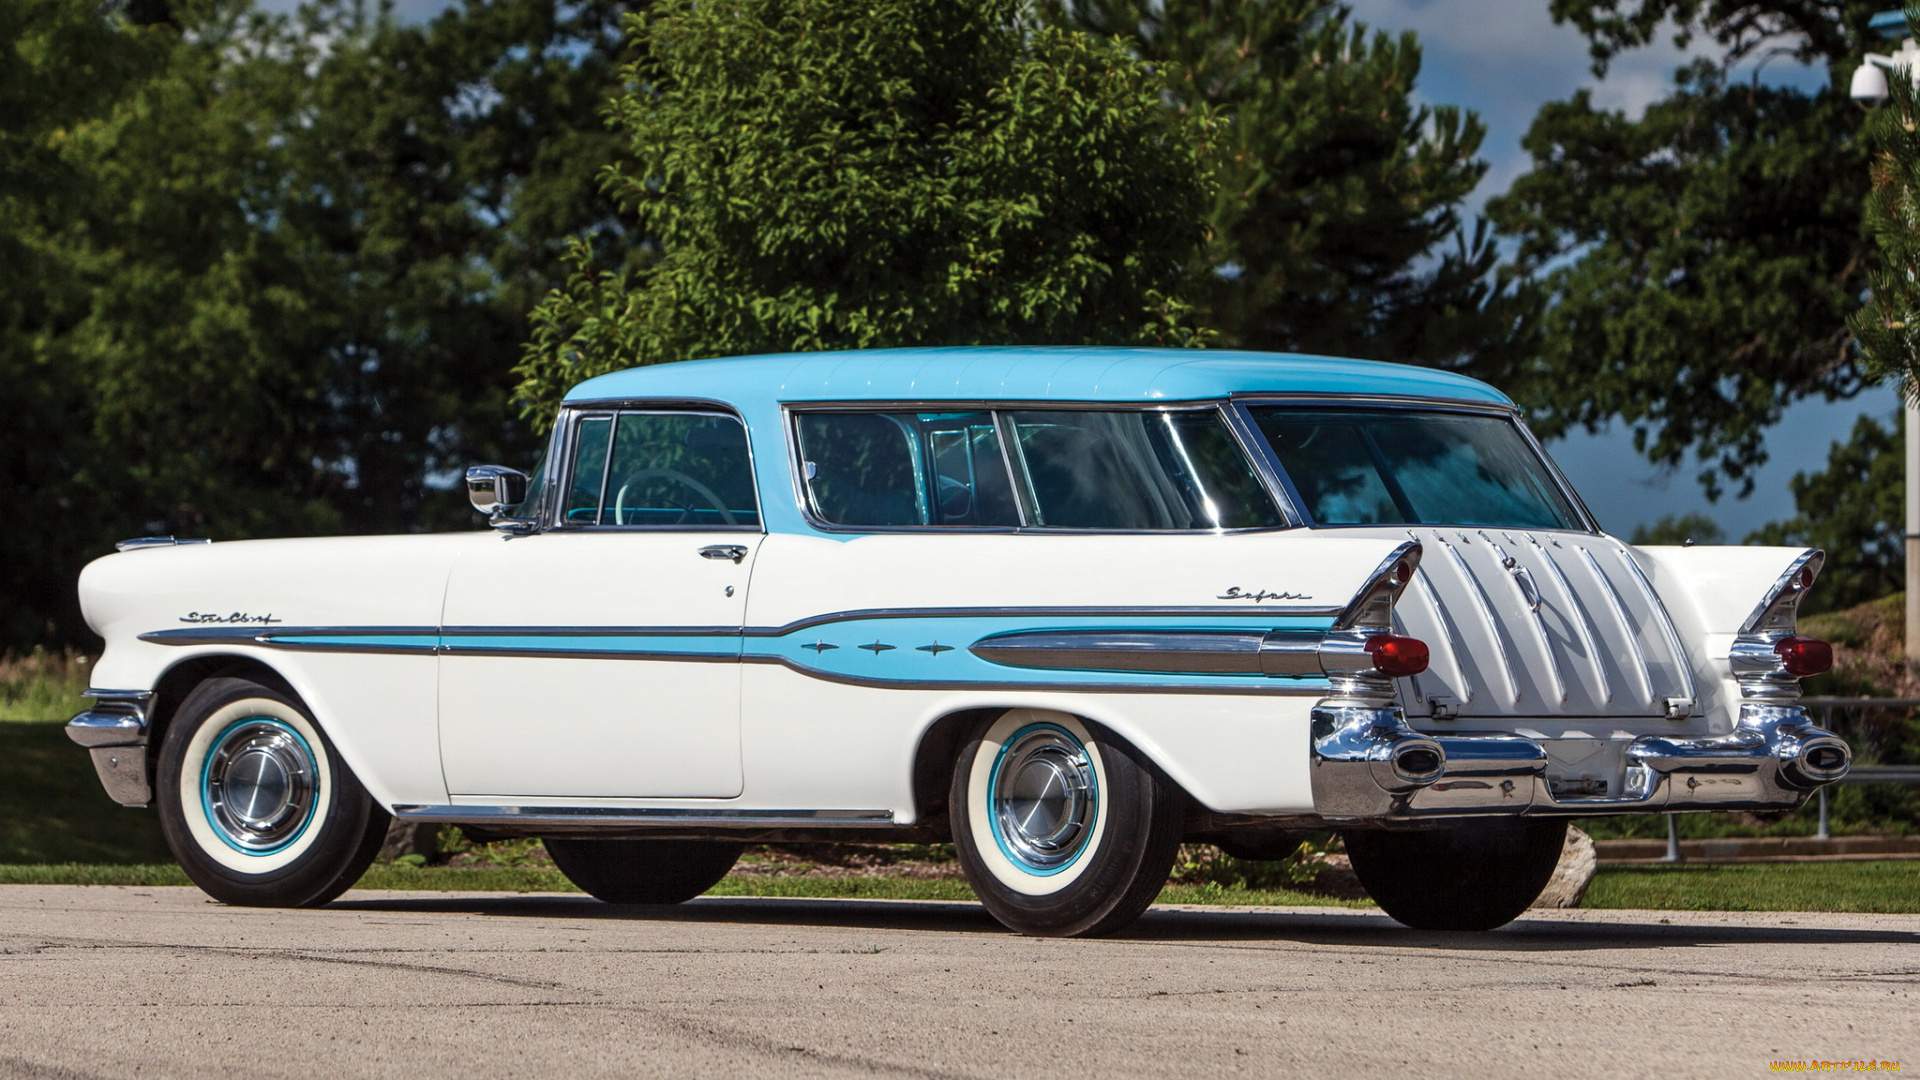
[65,689,155,807]
[392,805,897,838]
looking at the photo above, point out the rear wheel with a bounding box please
[950,710,1182,938]
[156,677,389,907]
[1343,819,1567,931]
[544,838,743,904]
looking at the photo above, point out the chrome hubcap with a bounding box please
[204,720,317,852]
[990,727,1097,871]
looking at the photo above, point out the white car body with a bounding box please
[68,348,1852,845]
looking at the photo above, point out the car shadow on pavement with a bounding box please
[327,893,1920,951]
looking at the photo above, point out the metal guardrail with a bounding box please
[1658,696,1920,860]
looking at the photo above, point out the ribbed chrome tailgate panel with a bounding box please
[1353,528,1693,719]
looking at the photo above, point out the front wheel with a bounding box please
[951,710,1182,938]
[544,838,743,904]
[155,677,389,907]
[1343,819,1567,931]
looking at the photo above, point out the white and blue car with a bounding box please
[68,348,1851,934]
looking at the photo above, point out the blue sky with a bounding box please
[1346,0,1897,540]
[331,0,1896,539]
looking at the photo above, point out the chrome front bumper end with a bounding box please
[65,690,154,807]
[1310,702,1852,822]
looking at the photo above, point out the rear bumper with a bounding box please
[1311,701,1851,822]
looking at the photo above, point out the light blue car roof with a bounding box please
[562,347,1515,408]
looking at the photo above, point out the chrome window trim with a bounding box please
[781,402,1297,536]
[549,403,767,535]
[1235,397,1600,535]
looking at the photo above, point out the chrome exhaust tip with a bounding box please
[1785,735,1851,788]
[1388,739,1447,788]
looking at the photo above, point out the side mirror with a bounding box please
[466,465,530,522]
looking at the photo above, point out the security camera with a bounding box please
[1854,60,1891,104]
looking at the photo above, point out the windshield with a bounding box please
[1247,407,1582,530]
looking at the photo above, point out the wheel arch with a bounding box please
[907,701,1205,839]
[146,653,301,774]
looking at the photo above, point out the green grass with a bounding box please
[1581,860,1920,914]
[0,861,1914,914]
[0,650,93,724]
[0,723,172,864]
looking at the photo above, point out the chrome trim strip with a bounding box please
[139,626,441,651]
[968,629,1329,677]
[441,647,740,663]
[115,536,212,552]
[1739,549,1826,636]
[83,687,154,702]
[754,604,1345,634]
[392,805,896,827]
[66,713,147,747]
[741,654,1328,696]
[1227,392,1521,414]
[971,630,1269,674]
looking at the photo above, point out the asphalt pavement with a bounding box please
[0,885,1914,1079]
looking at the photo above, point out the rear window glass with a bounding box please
[1248,407,1579,530]
[1000,410,1282,530]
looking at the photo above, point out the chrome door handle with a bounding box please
[699,544,749,564]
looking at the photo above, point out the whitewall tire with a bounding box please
[950,709,1182,937]
[156,677,389,907]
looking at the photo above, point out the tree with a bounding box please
[1629,512,1728,546]
[1,0,638,647]
[513,0,1218,423]
[1852,7,1920,394]
[1490,1,1882,499]
[1045,0,1538,384]
[1748,413,1904,612]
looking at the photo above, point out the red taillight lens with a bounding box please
[1365,634,1430,677]
[1775,635,1832,678]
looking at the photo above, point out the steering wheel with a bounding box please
[612,469,738,527]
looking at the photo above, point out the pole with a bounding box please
[1906,394,1919,660]
[1661,813,1684,863]
[1817,785,1831,841]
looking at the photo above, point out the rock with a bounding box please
[377,820,438,863]
[1532,825,1596,908]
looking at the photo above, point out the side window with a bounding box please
[1001,409,1282,530]
[564,416,614,524]
[563,411,760,528]
[795,411,1020,528]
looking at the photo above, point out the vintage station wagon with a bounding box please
[68,348,1852,935]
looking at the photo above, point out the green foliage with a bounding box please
[1582,861,1920,913]
[2,0,635,647]
[0,649,93,723]
[514,0,1217,424]
[1746,413,1904,612]
[1491,3,1880,498]
[1852,6,1920,395]
[1048,0,1537,381]
[0,722,170,863]
[1629,512,1727,546]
